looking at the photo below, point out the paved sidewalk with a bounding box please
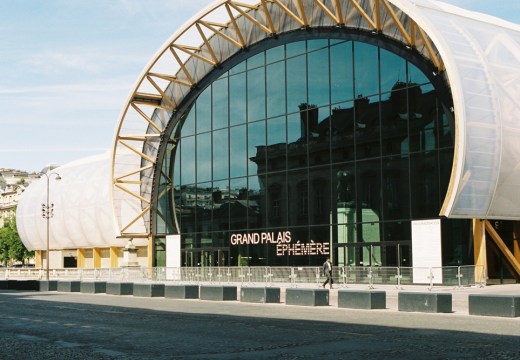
[1,284,519,359]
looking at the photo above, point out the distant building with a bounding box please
[0,169,39,227]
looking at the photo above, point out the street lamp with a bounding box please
[41,172,61,280]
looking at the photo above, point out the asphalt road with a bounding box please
[0,290,519,360]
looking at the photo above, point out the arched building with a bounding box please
[17,0,520,281]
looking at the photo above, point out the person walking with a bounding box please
[322,257,334,289]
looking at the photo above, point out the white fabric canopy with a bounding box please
[16,153,121,250]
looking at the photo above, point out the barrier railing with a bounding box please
[1,265,486,288]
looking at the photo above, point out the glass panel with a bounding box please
[180,136,195,185]
[287,112,302,144]
[196,182,212,233]
[331,101,355,163]
[356,158,382,219]
[355,95,381,160]
[212,179,229,232]
[213,128,228,181]
[229,61,245,75]
[354,42,379,98]
[182,106,195,136]
[196,88,211,133]
[308,39,328,52]
[286,40,306,58]
[408,61,429,85]
[230,125,247,178]
[267,61,286,118]
[229,177,248,231]
[267,115,286,172]
[410,151,439,218]
[179,186,197,234]
[287,111,307,170]
[286,54,307,114]
[309,166,331,226]
[247,67,266,122]
[382,87,407,157]
[248,175,264,229]
[308,47,329,107]
[287,169,308,227]
[212,77,228,130]
[380,49,406,98]
[247,51,265,70]
[383,221,411,243]
[230,72,247,126]
[267,172,287,227]
[333,162,356,226]
[330,40,353,104]
[197,132,212,183]
[382,155,410,221]
[309,106,330,166]
[248,120,266,175]
[173,146,181,187]
[409,85,433,153]
[266,45,284,64]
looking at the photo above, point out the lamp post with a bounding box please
[41,172,61,280]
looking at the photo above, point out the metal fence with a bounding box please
[1,265,486,288]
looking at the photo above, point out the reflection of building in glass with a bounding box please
[169,34,460,267]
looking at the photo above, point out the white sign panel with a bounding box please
[411,219,442,284]
[166,235,181,280]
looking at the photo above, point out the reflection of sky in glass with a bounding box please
[286,40,306,58]
[248,120,265,174]
[230,73,246,126]
[180,136,195,185]
[308,47,329,107]
[212,77,228,130]
[247,68,265,122]
[267,62,286,118]
[213,128,228,180]
[247,51,264,70]
[286,55,306,114]
[331,41,353,105]
[248,175,261,192]
[182,106,195,136]
[354,42,379,98]
[267,116,286,145]
[408,62,429,84]
[197,132,211,183]
[266,45,284,64]
[196,89,211,133]
[380,49,406,98]
[230,125,247,178]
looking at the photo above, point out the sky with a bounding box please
[1,0,519,173]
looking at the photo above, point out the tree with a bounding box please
[0,216,33,266]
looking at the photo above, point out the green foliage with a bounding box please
[0,216,33,266]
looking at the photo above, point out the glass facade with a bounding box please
[155,36,471,267]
